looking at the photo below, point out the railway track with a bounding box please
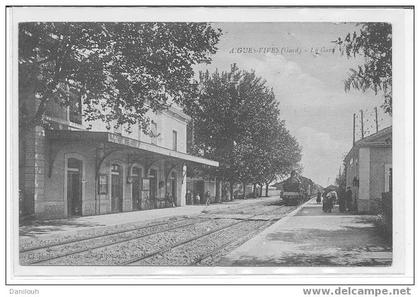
[20,200,266,254]
[21,201,291,266]
[21,217,206,265]
[128,209,282,266]
[192,218,276,265]
[20,217,191,253]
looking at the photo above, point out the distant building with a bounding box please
[343,126,392,212]
[19,90,218,219]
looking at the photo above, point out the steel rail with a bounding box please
[26,218,206,265]
[20,217,192,253]
[124,208,285,266]
[22,198,272,253]
[25,200,287,265]
[191,219,276,265]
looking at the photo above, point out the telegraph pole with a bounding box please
[360,109,364,139]
[353,113,356,145]
[374,107,379,133]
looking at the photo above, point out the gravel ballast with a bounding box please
[20,197,300,266]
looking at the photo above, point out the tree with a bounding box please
[336,23,392,114]
[242,117,301,197]
[19,22,221,131]
[259,122,302,197]
[233,114,301,198]
[186,64,301,200]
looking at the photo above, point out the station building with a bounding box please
[343,126,392,213]
[19,92,219,219]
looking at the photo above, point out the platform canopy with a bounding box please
[46,130,219,167]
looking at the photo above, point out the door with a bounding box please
[170,172,177,206]
[149,169,157,209]
[67,158,82,216]
[111,164,123,212]
[195,180,205,204]
[132,167,142,210]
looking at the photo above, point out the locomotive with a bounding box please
[280,171,315,206]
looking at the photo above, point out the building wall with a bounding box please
[344,127,392,213]
[358,147,371,212]
[43,143,97,218]
[369,146,392,212]
[344,150,359,205]
[158,114,187,153]
[21,92,192,218]
[42,94,189,153]
[83,110,188,153]
[20,126,46,217]
[344,146,392,213]
[33,139,187,219]
[186,178,216,204]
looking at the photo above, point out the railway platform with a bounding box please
[219,198,392,266]
[19,196,280,239]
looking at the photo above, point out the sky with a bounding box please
[194,22,391,187]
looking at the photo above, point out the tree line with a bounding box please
[186,64,301,199]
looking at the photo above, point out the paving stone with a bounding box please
[219,199,392,266]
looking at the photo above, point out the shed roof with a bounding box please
[46,130,219,167]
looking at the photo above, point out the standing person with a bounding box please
[205,191,211,206]
[323,191,333,213]
[322,191,328,212]
[186,190,192,205]
[165,192,176,207]
[316,191,322,204]
[330,190,338,205]
[327,190,337,212]
[170,194,176,207]
[194,192,201,205]
[345,186,353,212]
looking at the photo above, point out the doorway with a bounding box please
[149,169,158,209]
[132,167,142,210]
[111,164,123,212]
[67,158,83,216]
[194,180,205,204]
[170,172,177,206]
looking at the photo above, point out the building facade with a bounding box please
[19,93,218,219]
[343,127,392,213]
[185,177,217,205]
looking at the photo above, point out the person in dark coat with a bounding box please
[316,191,322,204]
[186,190,192,205]
[205,191,211,206]
[322,191,328,212]
[345,186,353,211]
[323,191,333,213]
